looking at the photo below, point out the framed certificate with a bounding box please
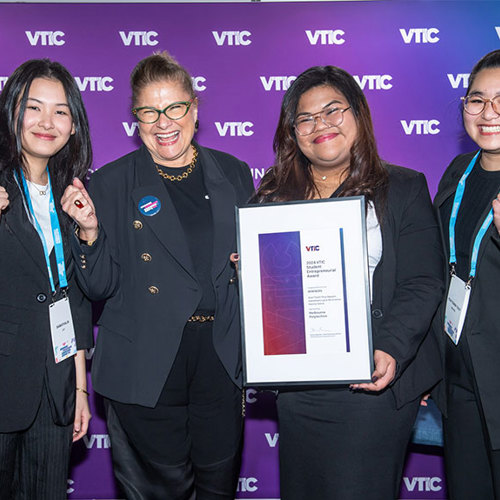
[236,196,373,386]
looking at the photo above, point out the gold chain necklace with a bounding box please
[156,146,198,181]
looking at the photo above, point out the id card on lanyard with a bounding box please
[18,169,77,363]
[444,151,496,344]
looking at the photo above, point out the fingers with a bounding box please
[350,350,396,392]
[420,394,430,407]
[72,177,85,190]
[0,186,9,212]
[61,179,98,234]
[230,252,240,276]
[73,392,92,442]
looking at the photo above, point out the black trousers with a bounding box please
[108,321,243,500]
[443,334,500,499]
[0,383,73,500]
[277,387,419,500]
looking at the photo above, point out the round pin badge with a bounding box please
[138,196,161,216]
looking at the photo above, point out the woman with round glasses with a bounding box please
[62,51,254,499]
[431,49,500,499]
[253,66,443,499]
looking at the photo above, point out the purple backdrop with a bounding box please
[1,1,499,498]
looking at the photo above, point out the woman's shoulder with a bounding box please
[441,150,479,179]
[197,144,253,194]
[436,150,479,195]
[199,144,249,170]
[384,162,424,180]
[383,162,427,193]
[91,148,139,183]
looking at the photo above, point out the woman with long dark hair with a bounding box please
[432,49,500,499]
[0,59,93,499]
[254,66,444,499]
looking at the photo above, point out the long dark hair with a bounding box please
[466,49,500,96]
[254,66,388,210]
[0,59,92,215]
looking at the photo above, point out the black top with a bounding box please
[157,157,216,312]
[440,159,500,386]
[440,159,500,281]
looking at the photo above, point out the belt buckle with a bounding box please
[188,314,214,323]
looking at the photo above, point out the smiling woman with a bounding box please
[0,59,93,500]
[132,82,197,167]
[62,51,254,500]
[253,65,444,500]
[431,49,500,500]
[19,78,75,173]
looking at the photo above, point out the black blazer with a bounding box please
[0,185,92,432]
[371,164,444,408]
[73,143,254,407]
[431,151,500,448]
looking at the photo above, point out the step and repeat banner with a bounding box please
[1,1,499,498]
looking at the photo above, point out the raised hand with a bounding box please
[61,178,98,241]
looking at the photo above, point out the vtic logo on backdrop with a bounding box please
[448,73,470,89]
[83,434,111,449]
[353,75,393,90]
[401,120,440,135]
[237,477,258,493]
[75,76,114,92]
[399,28,440,44]
[305,29,345,45]
[402,476,443,492]
[265,432,279,448]
[123,122,139,137]
[215,122,254,137]
[212,31,251,46]
[245,389,258,404]
[25,31,65,46]
[192,76,207,92]
[119,31,159,46]
[0,77,8,91]
[260,76,296,91]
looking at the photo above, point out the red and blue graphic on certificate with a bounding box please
[259,229,349,356]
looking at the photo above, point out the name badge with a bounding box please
[49,297,77,363]
[444,274,471,345]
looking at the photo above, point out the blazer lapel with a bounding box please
[472,177,500,271]
[3,186,49,279]
[130,145,197,281]
[198,146,237,281]
[434,160,470,210]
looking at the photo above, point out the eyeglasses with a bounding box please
[132,98,195,124]
[461,95,500,115]
[294,105,351,136]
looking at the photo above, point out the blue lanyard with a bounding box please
[448,151,495,280]
[17,169,68,293]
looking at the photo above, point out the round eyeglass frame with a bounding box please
[461,95,500,116]
[294,105,351,136]
[132,98,195,124]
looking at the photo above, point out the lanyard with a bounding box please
[448,151,495,280]
[17,169,68,293]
